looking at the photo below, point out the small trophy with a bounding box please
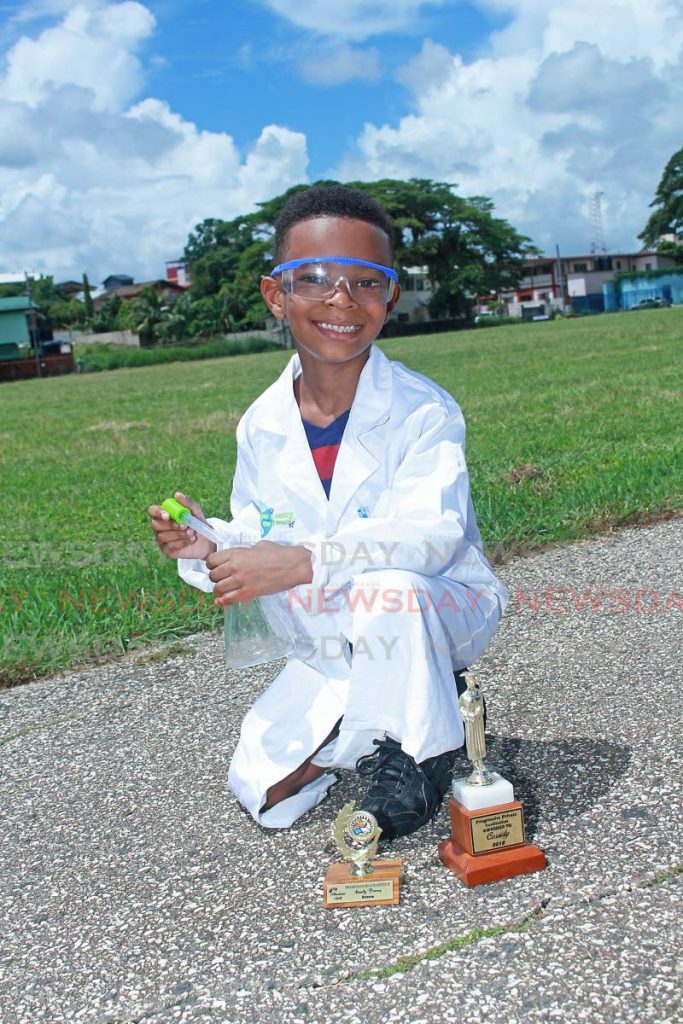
[323,803,403,908]
[438,672,545,887]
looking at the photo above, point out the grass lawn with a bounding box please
[1,308,681,686]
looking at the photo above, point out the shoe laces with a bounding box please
[356,738,415,795]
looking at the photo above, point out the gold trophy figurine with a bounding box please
[439,670,546,886]
[323,803,403,908]
[459,671,496,786]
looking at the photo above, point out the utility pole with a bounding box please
[25,272,41,379]
[589,192,607,254]
[555,245,567,309]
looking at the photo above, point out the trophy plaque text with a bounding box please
[323,803,402,909]
[439,673,545,887]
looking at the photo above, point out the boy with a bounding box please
[148,185,507,839]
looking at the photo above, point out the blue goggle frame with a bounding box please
[271,256,398,282]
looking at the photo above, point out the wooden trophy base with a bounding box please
[439,795,545,887]
[323,859,402,909]
[439,837,545,887]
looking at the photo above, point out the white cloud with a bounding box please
[483,0,683,70]
[299,43,381,85]
[3,2,156,110]
[335,0,683,254]
[259,0,450,42]
[0,2,309,282]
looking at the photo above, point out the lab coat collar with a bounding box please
[256,344,392,435]
[255,344,392,524]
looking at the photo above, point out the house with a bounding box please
[56,280,93,300]
[165,260,191,287]
[93,279,188,308]
[0,295,75,381]
[390,266,432,323]
[477,251,679,317]
[102,274,134,291]
[0,296,33,360]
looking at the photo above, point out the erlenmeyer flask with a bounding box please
[221,535,295,669]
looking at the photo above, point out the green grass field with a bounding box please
[2,308,681,687]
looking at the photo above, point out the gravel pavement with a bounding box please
[1,519,681,1024]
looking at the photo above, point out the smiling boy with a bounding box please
[148,184,507,839]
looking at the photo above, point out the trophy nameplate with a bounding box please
[323,803,402,909]
[439,672,545,887]
[468,804,525,854]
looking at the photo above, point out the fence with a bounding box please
[0,352,75,383]
[381,317,471,338]
[604,272,683,311]
[571,293,605,314]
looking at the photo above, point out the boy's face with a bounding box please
[261,216,400,368]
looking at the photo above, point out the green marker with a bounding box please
[161,497,220,545]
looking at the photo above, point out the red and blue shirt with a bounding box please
[301,409,350,498]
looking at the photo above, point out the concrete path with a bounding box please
[1,520,681,1024]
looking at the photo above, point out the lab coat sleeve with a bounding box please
[177,421,262,593]
[301,403,490,598]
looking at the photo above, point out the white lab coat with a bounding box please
[178,345,507,827]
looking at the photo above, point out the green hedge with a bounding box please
[76,336,281,372]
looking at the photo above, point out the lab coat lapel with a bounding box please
[255,347,393,529]
[257,355,329,522]
[327,346,392,525]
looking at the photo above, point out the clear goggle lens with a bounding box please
[272,257,397,305]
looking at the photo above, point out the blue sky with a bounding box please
[143,0,507,173]
[1,0,681,282]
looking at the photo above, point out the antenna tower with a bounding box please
[589,191,607,253]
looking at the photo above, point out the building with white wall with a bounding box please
[390,266,432,323]
[477,251,678,316]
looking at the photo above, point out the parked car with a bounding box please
[631,298,662,310]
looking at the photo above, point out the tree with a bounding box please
[639,147,683,262]
[129,287,163,345]
[154,294,193,344]
[50,298,86,328]
[89,294,122,333]
[355,180,537,317]
[183,178,536,324]
[82,273,94,319]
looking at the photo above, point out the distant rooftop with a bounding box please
[0,296,33,312]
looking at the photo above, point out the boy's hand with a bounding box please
[208,541,313,605]
[148,491,217,561]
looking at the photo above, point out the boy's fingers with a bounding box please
[174,491,205,518]
[207,564,237,587]
[206,549,234,571]
[147,504,170,521]
[213,587,242,607]
[150,517,182,537]
[157,527,195,544]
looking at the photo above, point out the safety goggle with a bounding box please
[271,256,398,305]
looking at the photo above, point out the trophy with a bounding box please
[323,803,403,908]
[438,672,545,886]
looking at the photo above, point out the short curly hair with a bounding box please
[273,184,394,264]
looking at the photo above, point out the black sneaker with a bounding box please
[356,737,453,840]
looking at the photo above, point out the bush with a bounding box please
[75,336,280,372]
